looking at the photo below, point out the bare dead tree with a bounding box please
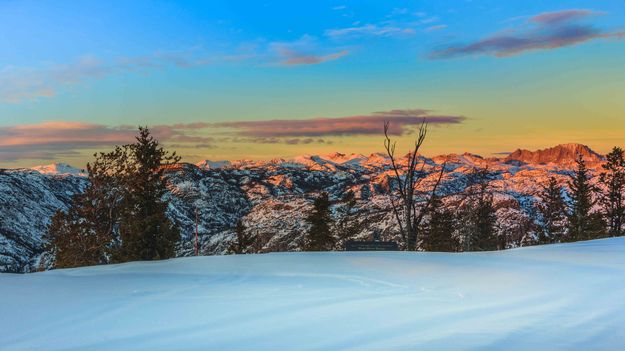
[383,120,446,250]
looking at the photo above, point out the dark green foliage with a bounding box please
[421,196,457,252]
[460,168,498,251]
[567,155,605,241]
[473,194,499,251]
[536,177,568,244]
[45,196,109,268]
[599,147,625,236]
[115,127,180,262]
[333,191,362,249]
[45,127,180,268]
[229,219,253,254]
[44,145,130,268]
[305,192,335,251]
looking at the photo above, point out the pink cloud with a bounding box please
[214,109,465,137]
[0,122,214,162]
[429,9,624,59]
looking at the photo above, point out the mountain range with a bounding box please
[0,143,608,272]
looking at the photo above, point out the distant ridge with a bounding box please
[28,143,608,175]
[504,143,604,166]
[30,163,86,176]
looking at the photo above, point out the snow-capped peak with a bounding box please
[196,160,232,170]
[30,163,86,176]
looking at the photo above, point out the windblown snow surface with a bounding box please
[1,238,624,351]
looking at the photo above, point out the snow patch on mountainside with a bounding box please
[30,163,86,176]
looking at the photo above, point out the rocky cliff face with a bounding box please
[504,143,604,166]
[0,169,87,272]
[0,144,606,272]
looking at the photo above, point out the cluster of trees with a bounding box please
[45,128,181,268]
[44,122,625,265]
[229,191,362,253]
[336,122,625,253]
[536,149,625,244]
[298,147,625,253]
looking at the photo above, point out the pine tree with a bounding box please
[229,219,252,254]
[333,191,361,249]
[44,146,129,268]
[116,127,181,262]
[45,127,181,268]
[472,193,498,251]
[305,192,335,251]
[45,197,106,268]
[460,168,498,251]
[536,177,568,243]
[421,196,457,252]
[567,155,605,241]
[599,147,625,236]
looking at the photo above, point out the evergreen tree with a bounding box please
[305,192,335,251]
[536,177,568,243]
[45,127,180,268]
[472,193,499,251]
[116,127,181,262]
[460,168,498,251]
[421,195,457,252]
[45,196,106,268]
[567,155,605,241]
[229,219,253,254]
[599,147,625,236]
[333,191,361,249]
[44,146,130,268]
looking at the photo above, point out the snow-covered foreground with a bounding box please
[1,239,625,351]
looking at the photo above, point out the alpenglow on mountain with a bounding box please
[0,143,606,272]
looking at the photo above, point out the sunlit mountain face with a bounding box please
[1,1,624,168]
[0,142,611,272]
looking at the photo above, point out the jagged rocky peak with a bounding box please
[432,152,487,165]
[504,143,604,165]
[196,160,232,170]
[30,163,86,176]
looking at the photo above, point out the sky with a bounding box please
[1,0,624,167]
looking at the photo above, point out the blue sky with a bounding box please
[1,0,624,166]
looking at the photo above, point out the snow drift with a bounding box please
[1,238,624,351]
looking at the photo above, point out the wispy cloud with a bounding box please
[325,24,416,38]
[0,49,217,104]
[213,109,465,138]
[0,121,214,162]
[429,9,624,59]
[0,39,347,103]
[0,108,465,162]
[278,49,349,66]
[270,35,350,66]
[426,25,448,32]
[0,56,112,103]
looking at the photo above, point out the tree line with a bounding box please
[297,123,625,253]
[44,124,625,268]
